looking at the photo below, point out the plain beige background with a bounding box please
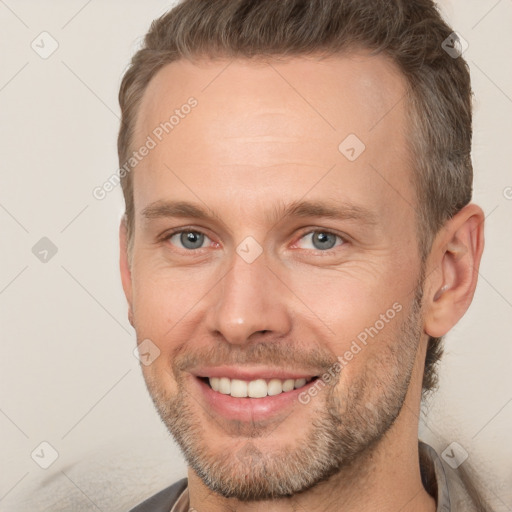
[0,1,511,510]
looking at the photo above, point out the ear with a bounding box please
[423,204,485,337]
[119,215,134,327]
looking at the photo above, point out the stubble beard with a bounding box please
[143,286,424,501]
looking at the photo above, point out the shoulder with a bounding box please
[129,478,188,512]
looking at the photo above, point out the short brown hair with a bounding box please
[117,0,474,395]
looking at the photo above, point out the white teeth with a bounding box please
[230,379,248,397]
[210,377,220,391]
[294,378,306,389]
[282,379,295,392]
[267,379,283,396]
[207,376,311,398]
[218,377,231,395]
[248,379,267,398]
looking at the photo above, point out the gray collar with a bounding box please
[419,441,451,511]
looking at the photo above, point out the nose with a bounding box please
[206,250,292,345]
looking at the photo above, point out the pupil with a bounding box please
[313,232,336,250]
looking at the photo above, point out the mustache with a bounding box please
[172,341,339,376]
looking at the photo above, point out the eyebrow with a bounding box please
[141,199,378,227]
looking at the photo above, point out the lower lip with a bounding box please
[192,376,318,422]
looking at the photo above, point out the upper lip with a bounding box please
[190,365,319,381]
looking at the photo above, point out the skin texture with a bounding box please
[120,52,484,511]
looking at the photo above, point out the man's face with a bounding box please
[123,53,427,499]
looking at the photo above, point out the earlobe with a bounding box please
[424,204,485,338]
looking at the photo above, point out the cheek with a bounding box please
[288,264,417,384]
[288,265,404,334]
[141,359,179,405]
[131,263,213,336]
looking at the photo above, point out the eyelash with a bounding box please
[160,227,347,254]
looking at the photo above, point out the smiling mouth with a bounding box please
[200,376,318,398]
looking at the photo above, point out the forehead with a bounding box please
[132,52,414,228]
[136,52,409,145]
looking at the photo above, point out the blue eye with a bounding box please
[164,229,343,253]
[297,231,344,251]
[168,230,210,250]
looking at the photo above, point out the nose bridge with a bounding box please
[207,249,291,344]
